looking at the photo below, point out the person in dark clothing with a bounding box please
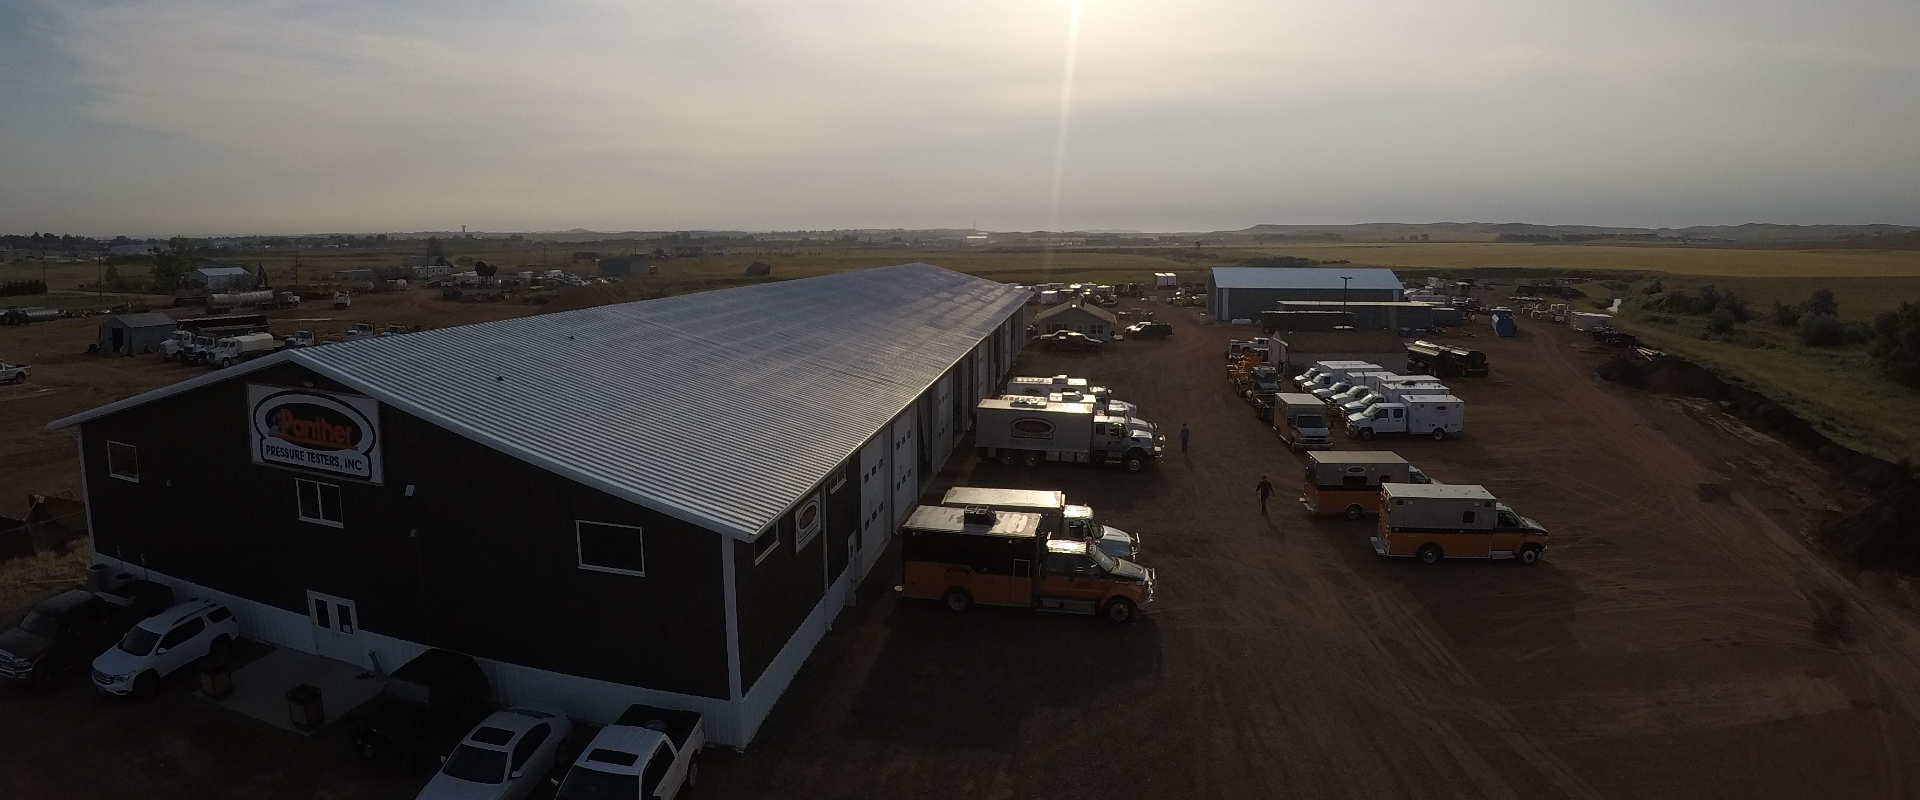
[1180,423,1190,452]
[1257,476,1274,514]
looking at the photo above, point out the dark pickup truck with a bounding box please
[351,648,492,769]
[0,581,175,690]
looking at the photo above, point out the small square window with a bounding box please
[296,479,344,527]
[107,441,139,483]
[577,521,645,577]
[751,527,780,564]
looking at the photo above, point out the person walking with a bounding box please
[1180,423,1191,453]
[1257,475,1274,515]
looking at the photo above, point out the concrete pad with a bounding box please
[199,646,387,735]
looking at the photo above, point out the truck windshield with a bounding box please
[1088,547,1120,573]
[1296,414,1325,428]
[118,627,160,656]
[18,607,61,637]
[387,678,432,706]
[557,767,641,800]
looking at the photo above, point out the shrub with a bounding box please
[1642,279,1664,295]
[1707,306,1737,334]
[1803,288,1839,318]
[1774,300,1802,328]
[1798,312,1849,346]
[1871,302,1920,388]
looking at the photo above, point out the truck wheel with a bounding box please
[1416,544,1443,565]
[130,671,159,700]
[1021,450,1040,467]
[1517,545,1541,566]
[1102,598,1136,624]
[1123,453,1145,472]
[1344,504,1363,520]
[221,358,235,369]
[687,753,700,788]
[942,588,972,612]
[1358,428,1375,441]
[996,450,1015,467]
[1431,428,1446,441]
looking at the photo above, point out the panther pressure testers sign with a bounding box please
[248,385,384,483]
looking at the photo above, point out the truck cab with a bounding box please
[1062,504,1140,560]
[345,322,378,340]
[556,704,705,800]
[1272,392,1331,451]
[159,330,193,361]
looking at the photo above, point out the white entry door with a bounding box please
[306,591,364,667]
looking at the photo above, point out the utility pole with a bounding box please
[292,240,300,288]
[1341,276,1351,308]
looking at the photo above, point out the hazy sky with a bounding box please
[3,0,1918,235]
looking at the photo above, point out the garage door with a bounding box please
[931,375,953,467]
[891,412,918,526]
[856,433,890,578]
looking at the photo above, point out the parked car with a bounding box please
[556,705,706,800]
[352,649,493,768]
[1037,330,1104,352]
[0,360,27,384]
[0,581,175,690]
[1124,321,1172,339]
[417,704,573,800]
[90,598,239,699]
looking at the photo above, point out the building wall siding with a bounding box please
[81,361,732,700]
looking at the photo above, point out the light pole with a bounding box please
[1341,275,1351,308]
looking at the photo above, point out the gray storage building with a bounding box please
[1033,300,1118,339]
[96,312,176,355]
[1273,329,1409,373]
[1208,267,1403,322]
[48,262,1028,748]
[1274,301,1458,331]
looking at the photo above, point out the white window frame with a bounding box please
[295,479,344,528]
[106,440,139,483]
[751,527,780,565]
[576,521,646,577]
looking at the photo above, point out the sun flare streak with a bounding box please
[1042,0,1085,273]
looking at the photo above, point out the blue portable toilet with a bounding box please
[1489,307,1517,337]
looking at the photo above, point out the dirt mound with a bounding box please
[1599,354,1920,573]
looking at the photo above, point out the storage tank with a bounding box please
[1,306,60,325]
[209,290,274,309]
[1568,312,1614,332]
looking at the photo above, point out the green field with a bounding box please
[9,239,1920,462]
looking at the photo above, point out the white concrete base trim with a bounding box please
[735,568,851,747]
[95,556,750,747]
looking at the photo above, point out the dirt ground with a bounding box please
[6,288,1920,799]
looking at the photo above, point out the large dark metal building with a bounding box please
[49,263,1028,747]
[1207,267,1403,322]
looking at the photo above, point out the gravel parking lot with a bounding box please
[5,293,1920,799]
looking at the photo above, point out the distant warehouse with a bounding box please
[48,263,1030,748]
[1208,267,1403,322]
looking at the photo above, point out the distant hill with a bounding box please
[1219,222,1917,243]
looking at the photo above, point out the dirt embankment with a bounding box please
[1599,355,1920,573]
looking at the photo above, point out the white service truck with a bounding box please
[554,704,705,800]
[0,360,27,384]
[976,397,1162,471]
[332,292,352,310]
[206,332,281,368]
[1341,378,1449,415]
[1293,361,1375,390]
[1347,394,1466,440]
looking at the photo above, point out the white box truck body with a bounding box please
[1568,312,1613,331]
[1008,375,1089,396]
[1346,394,1465,440]
[975,397,1163,471]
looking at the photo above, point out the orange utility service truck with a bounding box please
[1373,483,1549,565]
[900,505,1157,624]
[1301,451,1432,519]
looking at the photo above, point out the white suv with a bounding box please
[92,599,239,699]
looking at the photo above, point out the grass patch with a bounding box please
[0,544,93,620]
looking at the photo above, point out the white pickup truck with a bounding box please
[555,704,704,800]
[0,360,27,384]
